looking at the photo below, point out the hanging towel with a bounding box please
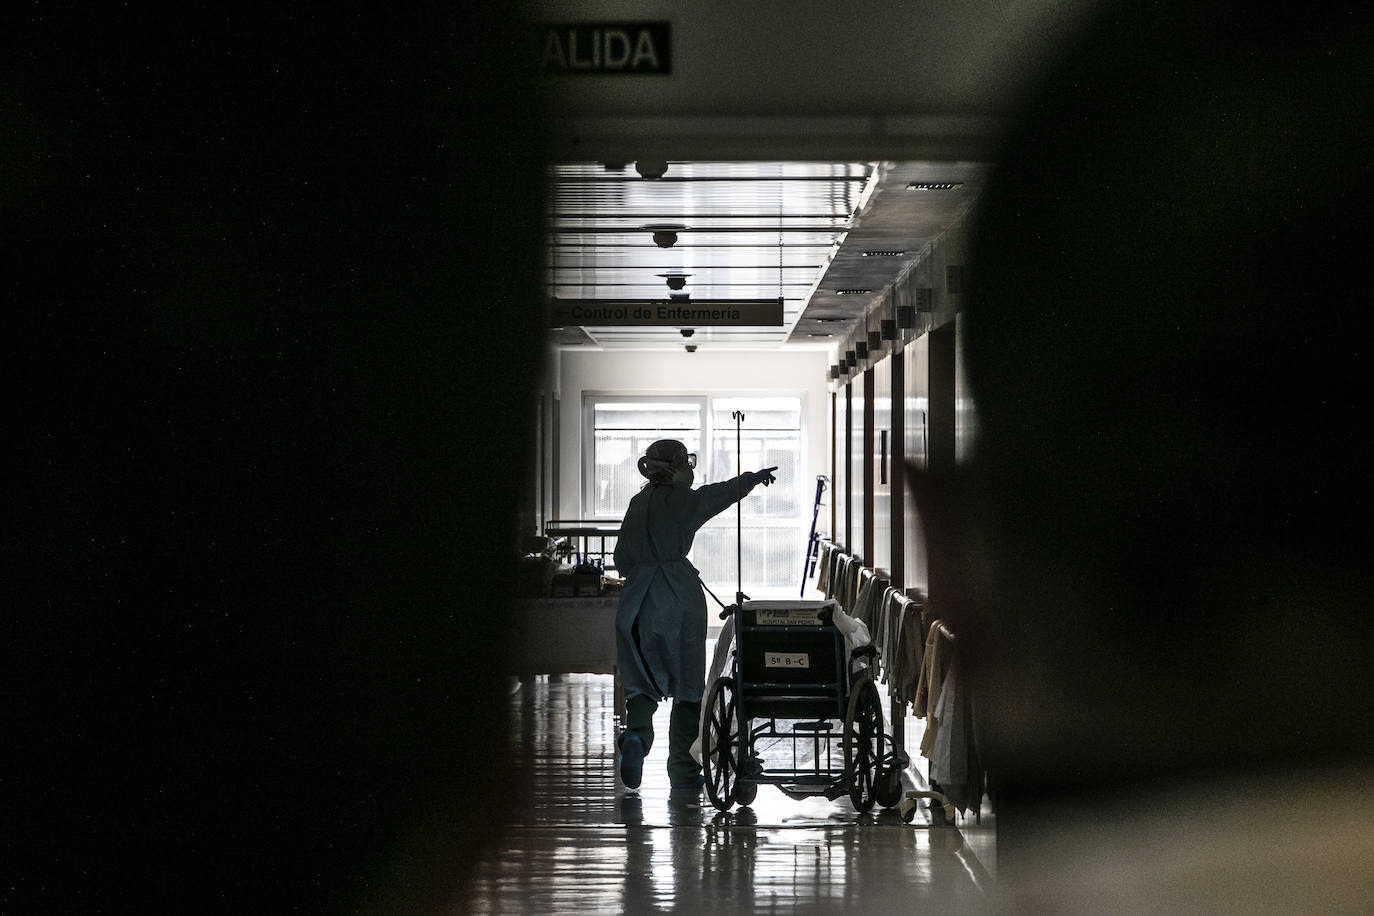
[839,554,863,613]
[815,542,834,594]
[834,555,851,610]
[893,596,925,707]
[915,619,955,759]
[931,656,983,814]
[853,570,888,633]
[931,660,960,785]
[880,587,900,683]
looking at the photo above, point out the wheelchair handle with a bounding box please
[850,645,878,661]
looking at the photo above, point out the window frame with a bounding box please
[581,394,709,520]
[581,391,808,524]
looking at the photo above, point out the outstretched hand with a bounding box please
[756,466,778,487]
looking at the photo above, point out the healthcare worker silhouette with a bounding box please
[614,439,776,794]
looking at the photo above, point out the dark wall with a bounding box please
[8,7,547,912]
[955,0,1373,839]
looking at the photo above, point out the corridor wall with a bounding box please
[872,356,892,575]
[903,333,931,595]
[850,371,867,560]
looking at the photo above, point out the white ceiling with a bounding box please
[532,2,1102,353]
[546,159,990,351]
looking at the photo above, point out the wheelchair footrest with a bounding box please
[791,720,834,733]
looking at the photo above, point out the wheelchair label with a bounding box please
[756,608,820,626]
[764,652,810,669]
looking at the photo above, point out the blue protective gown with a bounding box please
[614,472,762,704]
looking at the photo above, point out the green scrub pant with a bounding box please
[623,695,702,788]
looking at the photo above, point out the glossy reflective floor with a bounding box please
[463,671,994,914]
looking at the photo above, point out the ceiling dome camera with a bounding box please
[645,223,685,249]
[685,344,697,353]
[666,274,687,290]
[635,159,669,180]
[680,328,695,337]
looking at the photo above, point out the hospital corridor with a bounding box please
[465,669,994,914]
[12,0,1373,913]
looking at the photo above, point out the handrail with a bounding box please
[546,519,620,533]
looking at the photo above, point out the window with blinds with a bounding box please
[584,394,806,595]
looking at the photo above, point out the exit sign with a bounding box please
[539,22,671,74]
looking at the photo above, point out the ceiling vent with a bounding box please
[835,289,871,296]
[861,250,906,257]
[906,182,964,191]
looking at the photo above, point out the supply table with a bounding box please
[510,595,622,716]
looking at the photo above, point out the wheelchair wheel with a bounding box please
[842,675,883,813]
[703,676,741,812]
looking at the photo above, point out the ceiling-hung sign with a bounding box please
[540,22,671,74]
[549,298,784,327]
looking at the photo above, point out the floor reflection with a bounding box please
[461,673,990,914]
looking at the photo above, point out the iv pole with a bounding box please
[732,410,746,607]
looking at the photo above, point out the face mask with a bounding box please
[672,467,694,489]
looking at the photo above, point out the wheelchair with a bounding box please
[702,599,907,813]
